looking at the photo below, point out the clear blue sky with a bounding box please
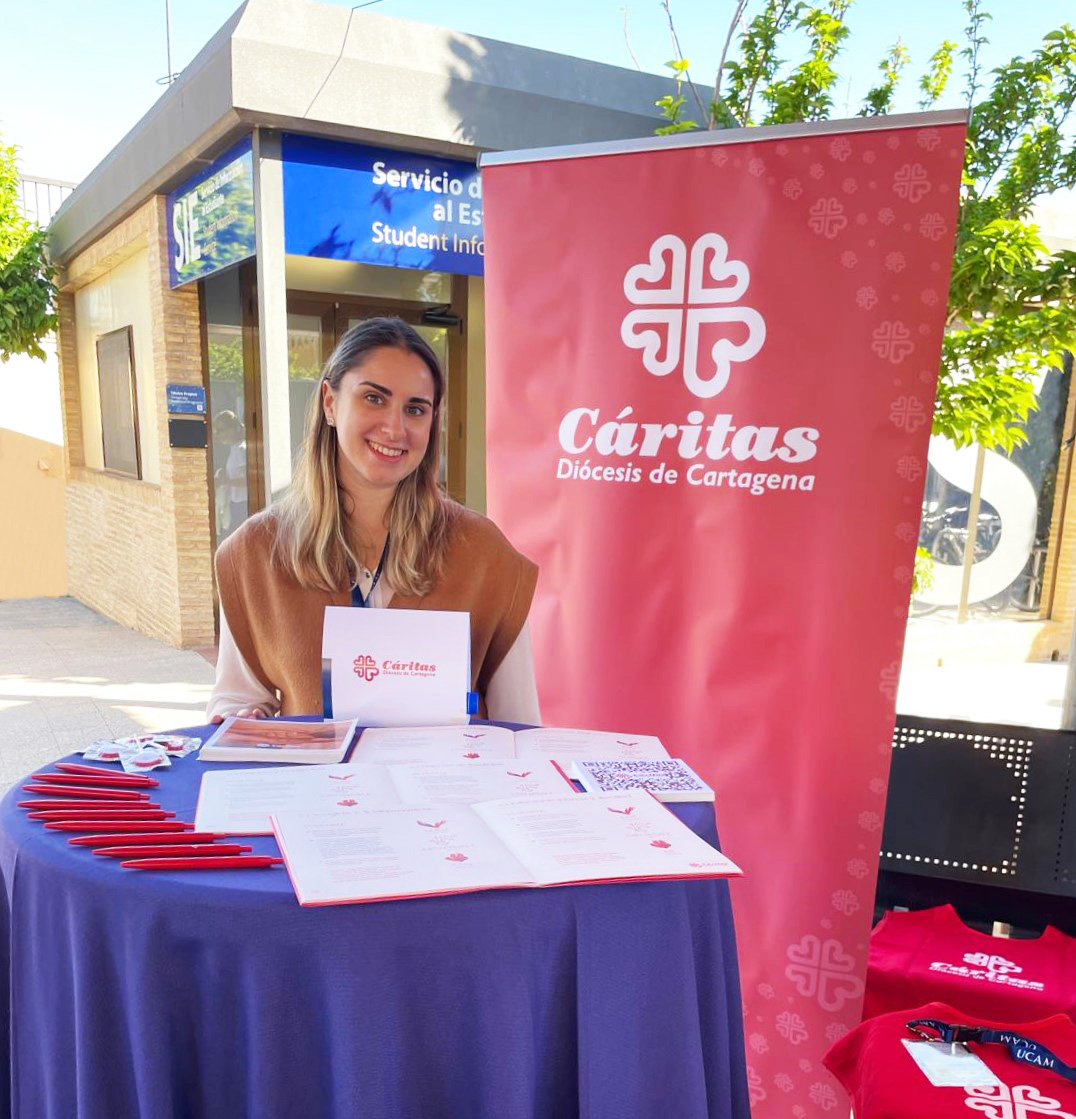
[2,0,1072,183]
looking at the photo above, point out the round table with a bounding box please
[0,725,749,1119]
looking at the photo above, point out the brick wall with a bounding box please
[58,196,215,648]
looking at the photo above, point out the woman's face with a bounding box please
[321,345,436,498]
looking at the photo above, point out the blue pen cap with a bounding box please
[466,692,479,716]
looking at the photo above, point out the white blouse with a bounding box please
[207,574,541,726]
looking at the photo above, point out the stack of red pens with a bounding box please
[19,762,282,871]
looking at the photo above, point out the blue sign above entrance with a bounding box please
[167,138,255,289]
[281,135,484,277]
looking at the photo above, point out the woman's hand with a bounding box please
[210,708,267,724]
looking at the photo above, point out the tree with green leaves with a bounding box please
[654,0,1076,457]
[0,134,56,362]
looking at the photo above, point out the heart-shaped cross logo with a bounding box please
[622,232,765,397]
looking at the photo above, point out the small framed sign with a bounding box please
[166,384,207,415]
[168,417,208,449]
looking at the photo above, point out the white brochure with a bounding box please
[273,791,743,906]
[195,763,399,835]
[388,758,574,804]
[351,724,670,766]
[322,606,471,726]
[194,758,573,835]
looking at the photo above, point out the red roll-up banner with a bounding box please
[482,112,966,1117]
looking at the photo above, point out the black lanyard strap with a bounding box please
[350,536,389,608]
[906,1019,1076,1084]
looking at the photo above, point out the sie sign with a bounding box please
[167,138,256,289]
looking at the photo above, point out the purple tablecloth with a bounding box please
[0,724,748,1119]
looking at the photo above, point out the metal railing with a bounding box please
[17,175,76,226]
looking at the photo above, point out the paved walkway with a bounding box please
[0,597,1070,794]
[0,598,214,791]
[899,612,1067,730]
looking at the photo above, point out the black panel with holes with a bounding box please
[877,715,1076,934]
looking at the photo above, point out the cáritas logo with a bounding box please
[621,233,766,399]
[352,654,379,682]
[552,230,818,494]
[352,654,437,682]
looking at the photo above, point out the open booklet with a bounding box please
[195,759,574,835]
[351,724,670,767]
[271,790,742,906]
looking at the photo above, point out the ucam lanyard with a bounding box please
[350,537,389,608]
[906,1019,1076,1084]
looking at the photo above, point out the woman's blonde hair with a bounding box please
[273,317,455,596]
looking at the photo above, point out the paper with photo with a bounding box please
[199,716,359,764]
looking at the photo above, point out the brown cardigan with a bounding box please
[215,507,538,716]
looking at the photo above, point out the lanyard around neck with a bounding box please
[350,535,389,608]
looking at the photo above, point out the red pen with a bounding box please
[37,771,159,789]
[94,844,252,858]
[19,799,162,811]
[29,809,174,821]
[121,856,283,870]
[69,832,232,847]
[45,820,193,834]
[22,784,150,802]
[54,762,160,779]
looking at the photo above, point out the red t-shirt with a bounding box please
[825,1000,1076,1119]
[864,905,1076,1023]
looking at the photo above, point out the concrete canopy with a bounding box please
[49,0,676,264]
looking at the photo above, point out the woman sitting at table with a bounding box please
[207,317,539,724]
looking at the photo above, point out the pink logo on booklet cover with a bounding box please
[337,799,357,807]
[650,840,671,849]
[445,853,468,863]
[352,654,379,682]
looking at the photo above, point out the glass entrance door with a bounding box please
[204,265,257,545]
[286,302,334,473]
[281,294,465,501]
